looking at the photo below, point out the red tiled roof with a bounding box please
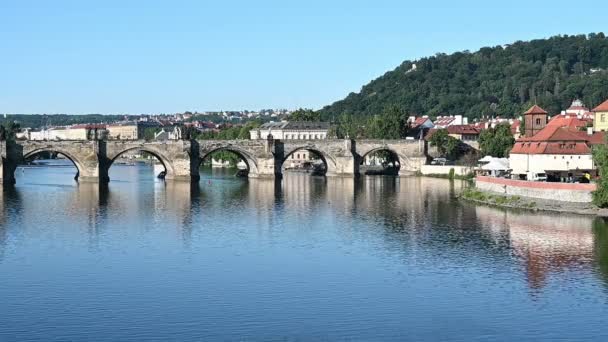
[433,117,456,126]
[410,117,431,129]
[446,125,480,135]
[509,120,520,135]
[511,141,591,155]
[593,99,608,112]
[511,114,605,155]
[524,105,548,115]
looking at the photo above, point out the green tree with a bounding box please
[0,121,21,141]
[593,143,608,207]
[478,123,515,157]
[143,127,161,141]
[429,128,460,159]
[289,108,321,122]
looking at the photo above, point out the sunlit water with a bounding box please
[1,161,608,341]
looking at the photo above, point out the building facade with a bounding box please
[510,107,603,181]
[250,121,329,168]
[107,123,143,140]
[250,121,330,140]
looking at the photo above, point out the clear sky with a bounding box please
[1,0,607,114]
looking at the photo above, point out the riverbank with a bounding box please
[460,187,605,216]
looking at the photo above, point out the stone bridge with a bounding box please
[0,139,431,185]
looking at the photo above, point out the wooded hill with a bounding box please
[319,33,608,120]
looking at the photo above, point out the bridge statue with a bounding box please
[0,138,432,186]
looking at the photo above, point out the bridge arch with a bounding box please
[199,146,261,177]
[358,147,402,176]
[106,146,176,179]
[280,145,338,176]
[22,147,90,181]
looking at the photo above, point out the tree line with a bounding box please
[319,33,608,121]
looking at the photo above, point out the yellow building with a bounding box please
[592,99,608,132]
[107,123,142,140]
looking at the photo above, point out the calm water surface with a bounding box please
[1,162,608,341]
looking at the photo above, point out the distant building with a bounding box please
[27,124,106,141]
[433,115,467,128]
[107,122,143,140]
[406,116,434,139]
[446,125,481,141]
[564,99,590,116]
[154,127,181,141]
[250,121,330,168]
[249,121,330,140]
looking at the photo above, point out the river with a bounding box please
[1,162,607,341]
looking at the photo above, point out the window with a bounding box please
[535,118,541,125]
[292,154,295,159]
[297,153,300,159]
[602,114,606,122]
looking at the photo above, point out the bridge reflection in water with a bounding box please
[1,169,607,295]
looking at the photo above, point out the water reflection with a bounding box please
[473,204,608,291]
[2,167,608,340]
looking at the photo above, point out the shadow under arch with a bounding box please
[198,147,260,177]
[358,147,401,176]
[280,147,336,176]
[106,146,175,180]
[22,148,86,181]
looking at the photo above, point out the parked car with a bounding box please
[431,158,447,166]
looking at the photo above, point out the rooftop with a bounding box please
[259,121,330,130]
[593,99,608,112]
[524,105,548,115]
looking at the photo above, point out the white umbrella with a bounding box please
[481,159,510,171]
[478,155,494,163]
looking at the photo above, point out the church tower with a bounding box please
[523,105,548,137]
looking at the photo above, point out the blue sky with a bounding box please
[1,0,607,114]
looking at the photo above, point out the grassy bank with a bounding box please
[461,188,537,209]
[460,187,603,216]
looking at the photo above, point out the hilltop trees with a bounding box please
[320,33,608,121]
[333,105,408,139]
[289,108,321,122]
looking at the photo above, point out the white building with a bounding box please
[249,121,330,140]
[28,126,88,141]
[250,121,330,168]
